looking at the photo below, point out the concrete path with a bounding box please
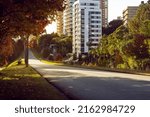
[29,51,150,100]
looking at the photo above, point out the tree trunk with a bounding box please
[4,57,8,65]
[24,38,29,67]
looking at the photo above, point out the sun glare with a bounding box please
[45,22,57,34]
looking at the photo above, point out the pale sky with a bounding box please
[108,0,148,21]
[45,22,57,34]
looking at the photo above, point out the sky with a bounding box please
[108,0,148,21]
[45,22,57,34]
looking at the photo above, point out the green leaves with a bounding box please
[90,2,150,70]
[0,0,64,38]
[32,34,72,60]
[128,2,150,35]
[139,20,150,37]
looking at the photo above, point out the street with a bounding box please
[29,51,150,100]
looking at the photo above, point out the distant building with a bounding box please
[73,0,102,57]
[56,11,63,35]
[100,0,108,27]
[63,0,76,36]
[123,6,138,25]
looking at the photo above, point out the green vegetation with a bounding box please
[102,19,123,36]
[0,39,24,66]
[31,33,72,61]
[0,61,67,99]
[83,2,150,71]
[0,0,64,67]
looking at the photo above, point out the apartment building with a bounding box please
[73,0,102,57]
[63,0,76,36]
[123,6,138,25]
[100,0,108,27]
[56,11,63,35]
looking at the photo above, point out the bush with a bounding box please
[54,53,63,61]
[41,48,50,59]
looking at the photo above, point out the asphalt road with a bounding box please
[29,51,150,100]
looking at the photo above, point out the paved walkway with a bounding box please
[29,51,150,100]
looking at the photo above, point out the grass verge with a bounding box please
[0,61,67,100]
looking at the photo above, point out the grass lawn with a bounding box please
[0,61,67,100]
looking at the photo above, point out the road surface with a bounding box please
[29,51,150,100]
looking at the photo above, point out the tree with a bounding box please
[128,2,150,34]
[38,33,58,50]
[32,34,72,60]
[0,0,64,66]
[0,36,14,65]
[128,2,150,69]
[102,19,123,35]
[89,2,150,70]
[139,20,150,37]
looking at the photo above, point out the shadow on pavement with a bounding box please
[46,75,150,100]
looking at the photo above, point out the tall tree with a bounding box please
[128,1,150,69]
[0,0,64,66]
[0,36,14,65]
[128,2,150,34]
[102,19,123,35]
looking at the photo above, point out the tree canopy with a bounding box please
[88,1,150,70]
[31,33,72,61]
[0,0,64,66]
[128,2,150,35]
[102,19,123,35]
[0,0,64,39]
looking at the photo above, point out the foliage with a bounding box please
[0,38,24,66]
[139,20,150,37]
[0,36,14,65]
[38,33,58,50]
[102,19,123,35]
[0,0,64,66]
[88,2,150,71]
[0,0,64,38]
[31,34,72,61]
[128,2,150,34]
[53,35,72,57]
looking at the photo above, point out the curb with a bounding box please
[44,78,76,100]
[64,64,150,76]
[30,65,71,100]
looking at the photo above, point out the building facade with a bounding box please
[63,0,76,36]
[56,11,63,35]
[73,0,102,57]
[100,0,108,27]
[123,6,138,25]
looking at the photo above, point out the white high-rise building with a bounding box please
[100,0,108,27]
[56,11,63,35]
[73,0,102,57]
[63,0,76,36]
